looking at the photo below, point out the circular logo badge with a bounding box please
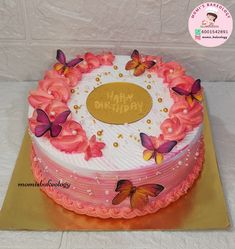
[188,2,233,47]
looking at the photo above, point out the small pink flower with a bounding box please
[97,52,115,65]
[28,100,69,135]
[51,120,88,153]
[160,117,186,141]
[84,135,105,161]
[157,61,185,83]
[169,99,203,131]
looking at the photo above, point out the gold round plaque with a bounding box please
[86,82,153,125]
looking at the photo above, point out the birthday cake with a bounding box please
[28,49,204,219]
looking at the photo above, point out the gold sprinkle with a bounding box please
[113,142,119,148]
[119,73,123,77]
[117,134,123,139]
[113,65,118,70]
[96,77,100,82]
[97,130,103,136]
[93,119,96,124]
[147,74,151,78]
[147,85,151,89]
[146,119,151,124]
[158,97,163,103]
[163,107,168,113]
[74,105,79,110]
[137,139,140,142]
[104,72,108,75]
[71,89,75,93]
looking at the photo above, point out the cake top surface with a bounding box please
[28,50,203,172]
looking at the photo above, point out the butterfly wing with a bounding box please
[137,184,164,197]
[130,190,148,210]
[154,152,164,164]
[131,49,140,61]
[56,49,66,64]
[157,141,177,153]
[143,149,154,161]
[191,79,201,94]
[53,110,71,126]
[112,180,133,205]
[49,110,70,137]
[50,124,62,137]
[172,87,190,96]
[36,109,50,124]
[35,109,51,137]
[133,64,146,76]
[140,133,155,150]
[125,50,140,70]
[192,91,203,102]
[35,124,51,137]
[130,184,164,210]
[141,60,156,69]
[67,57,83,67]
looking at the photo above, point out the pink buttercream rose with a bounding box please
[157,61,185,83]
[50,120,88,153]
[169,75,195,102]
[28,100,70,135]
[169,99,203,131]
[84,135,105,161]
[45,68,82,87]
[77,53,101,73]
[28,77,70,108]
[97,52,115,65]
[28,89,54,108]
[160,117,186,141]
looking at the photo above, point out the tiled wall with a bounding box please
[0,0,234,81]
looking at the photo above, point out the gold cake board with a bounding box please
[0,104,230,231]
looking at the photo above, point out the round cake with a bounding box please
[28,50,204,219]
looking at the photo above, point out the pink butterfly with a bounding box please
[35,109,71,138]
[172,79,202,105]
[54,49,83,74]
[140,133,177,164]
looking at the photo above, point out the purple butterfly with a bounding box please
[54,49,83,73]
[172,79,202,105]
[35,109,71,138]
[140,133,177,164]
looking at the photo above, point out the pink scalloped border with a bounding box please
[31,137,205,219]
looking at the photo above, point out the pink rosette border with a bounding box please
[28,50,204,158]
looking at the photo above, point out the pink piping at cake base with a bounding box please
[30,138,204,219]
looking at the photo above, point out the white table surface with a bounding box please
[0,81,234,249]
